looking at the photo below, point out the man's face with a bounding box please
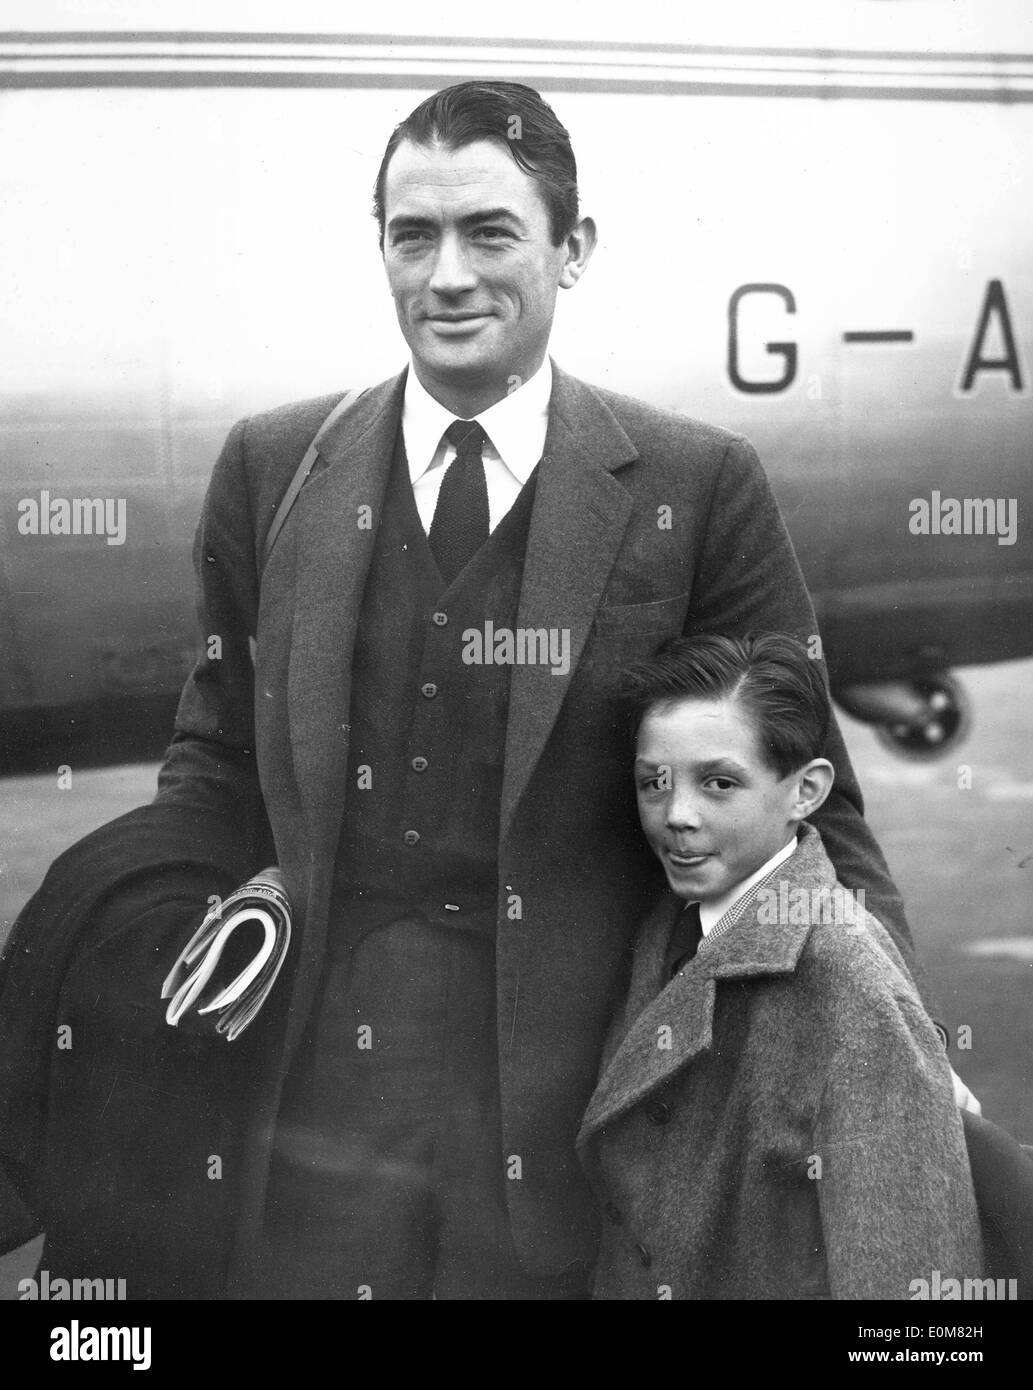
[381,137,580,406]
[634,696,801,903]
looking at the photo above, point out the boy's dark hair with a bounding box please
[618,632,831,779]
[373,80,580,247]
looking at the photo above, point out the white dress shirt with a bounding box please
[403,357,552,534]
[698,834,799,938]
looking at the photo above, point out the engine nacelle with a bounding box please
[834,674,971,760]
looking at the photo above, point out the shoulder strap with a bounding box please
[259,387,365,575]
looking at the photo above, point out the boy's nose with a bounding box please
[665,793,703,831]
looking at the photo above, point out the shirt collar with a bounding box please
[402,356,552,486]
[697,834,799,937]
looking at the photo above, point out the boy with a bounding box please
[577,633,983,1299]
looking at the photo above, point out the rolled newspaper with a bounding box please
[160,867,291,1041]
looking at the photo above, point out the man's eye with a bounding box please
[705,777,736,792]
[638,776,665,792]
[393,230,429,244]
[473,226,509,240]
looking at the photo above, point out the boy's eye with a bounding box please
[705,777,737,791]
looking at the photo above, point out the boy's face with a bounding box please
[634,695,804,903]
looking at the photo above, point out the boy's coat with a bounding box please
[578,824,982,1299]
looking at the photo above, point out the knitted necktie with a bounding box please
[665,901,704,979]
[429,420,490,585]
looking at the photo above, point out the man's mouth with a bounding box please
[422,312,493,338]
[424,311,493,323]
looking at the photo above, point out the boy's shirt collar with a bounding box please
[695,834,799,941]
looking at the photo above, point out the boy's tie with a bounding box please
[665,901,703,979]
[429,420,490,583]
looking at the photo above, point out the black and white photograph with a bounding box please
[0,0,1030,1358]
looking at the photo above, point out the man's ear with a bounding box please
[790,758,835,822]
[559,216,597,289]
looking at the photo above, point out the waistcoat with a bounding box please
[332,422,539,940]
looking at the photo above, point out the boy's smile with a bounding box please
[635,696,806,903]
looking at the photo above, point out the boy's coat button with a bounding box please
[646,1101,671,1125]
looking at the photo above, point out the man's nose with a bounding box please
[427,233,477,296]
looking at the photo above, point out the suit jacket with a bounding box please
[577,823,982,1300]
[0,362,919,1297]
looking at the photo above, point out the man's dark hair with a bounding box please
[618,632,831,779]
[373,80,580,247]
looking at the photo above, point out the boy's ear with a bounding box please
[790,758,835,821]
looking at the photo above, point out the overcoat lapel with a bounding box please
[500,364,638,843]
[579,827,832,1141]
[286,371,406,863]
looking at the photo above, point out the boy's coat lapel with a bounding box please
[578,826,836,1140]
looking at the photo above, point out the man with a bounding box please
[0,80,944,1299]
